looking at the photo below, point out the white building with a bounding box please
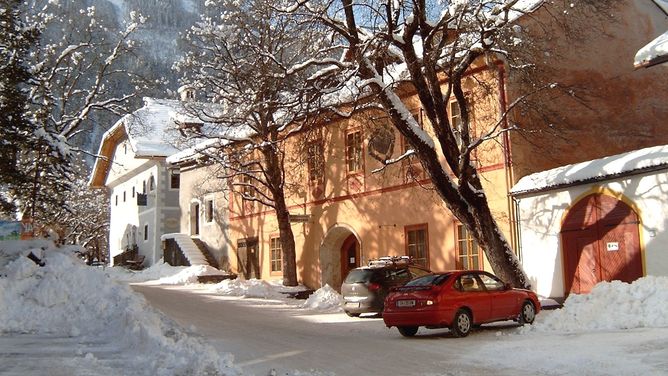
[511,144,668,300]
[89,98,190,265]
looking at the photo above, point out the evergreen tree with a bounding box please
[0,0,38,216]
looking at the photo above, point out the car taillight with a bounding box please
[368,282,381,291]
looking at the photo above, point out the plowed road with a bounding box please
[133,284,668,376]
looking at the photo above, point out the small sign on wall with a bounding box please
[607,242,620,252]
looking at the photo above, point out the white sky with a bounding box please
[1,240,667,375]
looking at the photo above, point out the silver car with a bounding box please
[341,260,431,317]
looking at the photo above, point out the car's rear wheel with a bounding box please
[344,310,361,317]
[519,301,536,325]
[397,326,418,337]
[451,309,472,337]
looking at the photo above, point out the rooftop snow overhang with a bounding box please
[510,144,668,197]
[88,123,127,189]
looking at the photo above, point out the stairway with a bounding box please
[192,238,220,269]
[163,233,211,267]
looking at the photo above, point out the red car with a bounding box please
[383,270,541,337]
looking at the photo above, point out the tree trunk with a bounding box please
[264,146,299,286]
[369,77,530,288]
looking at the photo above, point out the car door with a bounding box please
[458,273,492,323]
[478,272,518,320]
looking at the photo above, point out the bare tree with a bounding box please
[9,2,147,223]
[287,0,548,287]
[177,0,334,286]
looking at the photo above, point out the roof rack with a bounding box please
[368,255,413,267]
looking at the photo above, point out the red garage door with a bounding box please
[561,194,643,295]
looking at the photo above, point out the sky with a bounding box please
[1,240,667,375]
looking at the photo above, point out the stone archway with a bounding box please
[319,224,362,290]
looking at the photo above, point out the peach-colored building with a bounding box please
[166,1,668,297]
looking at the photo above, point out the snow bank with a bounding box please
[0,241,239,375]
[209,278,288,299]
[532,276,668,332]
[106,261,227,285]
[301,284,343,312]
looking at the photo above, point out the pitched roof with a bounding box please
[88,98,202,188]
[510,144,668,196]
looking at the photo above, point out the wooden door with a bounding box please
[561,194,642,295]
[237,237,260,279]
[340,234,360,281]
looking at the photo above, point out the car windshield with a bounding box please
[404,273,451,287]
[344,269,375,284]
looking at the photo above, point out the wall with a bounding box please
[509,1,668,180]
[221,66,515,289]
[515,169,668,299]
[107,139,180,265]
[178,163,230,269]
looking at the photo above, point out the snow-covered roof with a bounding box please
[511,144,668,196]
[634,30,668,69]
[89,97,217,187]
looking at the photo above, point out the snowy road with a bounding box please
[133,284,503,376]
[133,283,668,376]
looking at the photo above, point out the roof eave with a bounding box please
[511,163,668,197]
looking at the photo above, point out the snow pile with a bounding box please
[301,284,343,312]
[210,278,288,299]
[106,261,227,285]
[0,241,239,375]
[533,276,668,332]
[148,264,226,285]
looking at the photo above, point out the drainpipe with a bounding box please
[496,62,521,256]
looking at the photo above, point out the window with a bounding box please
[149,175,155,191]
[306,141,324,185]
[405,225,429,267]
[115,195,118,206]
[478,272,505,291]
[123,143,127,154]
[143,224,148,241]
[205,199,214,223]
[132,187,135,198]
[345,130,363,173]
[449,100,462,129]
[241,175,253,199]
[123,191,126,202]
[456,223,481,270]
[170,170,180,189]
[142,181,146,194]
[270,237,282,273]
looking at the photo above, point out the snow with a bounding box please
[531,277,668,332]
[511,143,668,195]
[634,30,668,68]
[3,239,668,375]
[0,240,239,375]
[300,284,343,312]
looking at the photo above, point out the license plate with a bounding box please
[396,299,416,308]
[346,302,360,308]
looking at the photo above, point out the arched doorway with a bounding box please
[561,193,643,295]
[319,224,361,291]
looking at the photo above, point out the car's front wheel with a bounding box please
[344,310,361,317]
[451,309,472,337]
[518,301,536,325]
[397,326,418,337]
